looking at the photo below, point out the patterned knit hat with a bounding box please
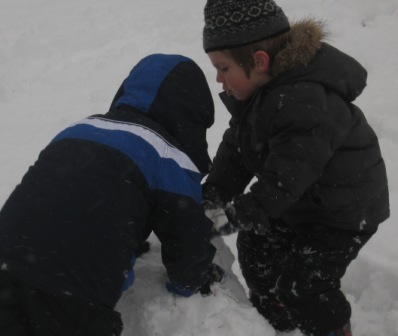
[203,0,290,52]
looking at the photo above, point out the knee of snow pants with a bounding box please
[275,225,375,335]
[237,226,297,331]
[0,269,123,336]
[0,270,29,336]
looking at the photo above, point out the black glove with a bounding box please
[205,205,239,236]
[202,183,230,210]
[225,194,269,235]
[198,263,226,296]
[165,263,225,297]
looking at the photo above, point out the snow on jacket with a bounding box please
[206,20,389,232]
[0,54,216,307]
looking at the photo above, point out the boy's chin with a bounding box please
[225,90,241,100]
[223,90,247,101]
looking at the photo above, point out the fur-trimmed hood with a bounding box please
[271,19,367,102]
[272,19,326,77]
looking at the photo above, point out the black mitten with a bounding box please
[225,194,269,235]
[165,263,225,297]
[202,183,229,210]
[199,263,226,296]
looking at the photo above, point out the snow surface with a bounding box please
[1,0,397,335]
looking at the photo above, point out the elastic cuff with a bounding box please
[165,282,197,297]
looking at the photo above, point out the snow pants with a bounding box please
[0,270,123,336]
[237,221,376,336]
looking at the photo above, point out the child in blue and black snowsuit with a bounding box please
[201,1,390,335]
[0,54,223,336]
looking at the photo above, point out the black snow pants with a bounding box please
[237,221,376,336]
[0,270,123,336]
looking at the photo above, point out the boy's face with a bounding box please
[208,50,270,101]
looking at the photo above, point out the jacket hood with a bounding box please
[110,54,215,176]
[272,19,367,102]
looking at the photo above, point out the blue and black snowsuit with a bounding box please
[0,54,216,335]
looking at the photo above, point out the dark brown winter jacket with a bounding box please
[206,20,390,232]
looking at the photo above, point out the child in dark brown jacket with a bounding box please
[201,1,390,335]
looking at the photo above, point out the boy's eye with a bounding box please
[219,67,228,73]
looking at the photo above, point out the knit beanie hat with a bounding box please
[203,0,290,52]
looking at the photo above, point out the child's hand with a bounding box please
[198,263,226,296]
[205,207,239,235]
[225,195,269,235]
[165,263,226,297]
[165,282,198,297]
[202,183,239,235]
[202,183,228,210]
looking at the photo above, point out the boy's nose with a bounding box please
[216,72,223,83]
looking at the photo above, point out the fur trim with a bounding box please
[271,18,327,77]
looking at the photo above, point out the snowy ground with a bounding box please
[1,0,397,335]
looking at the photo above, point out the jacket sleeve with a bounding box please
[205,117,254,202]
[151,190,216,289]
[245,95,352,219]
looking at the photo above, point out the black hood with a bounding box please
[270,19,367,102]
[275,43,367,102]
[110,54,215,176]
